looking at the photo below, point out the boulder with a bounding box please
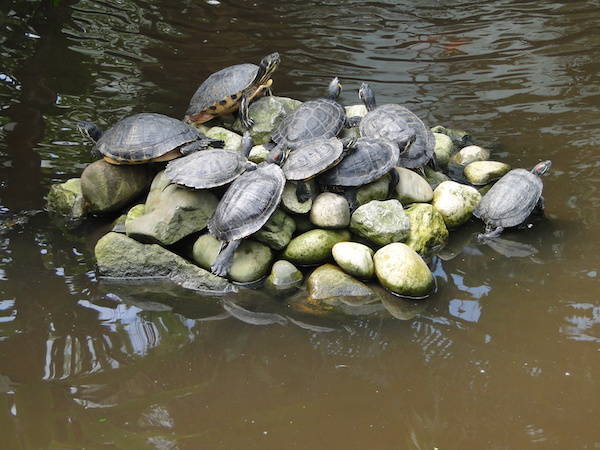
[373,243,434,298]
[356,174,390,206]
[283,229,350,265]
[432,181,481,228]
[332,242,374,279]
[94,232,233,293]
[192,234,272,283]
[310,193,350,229]
[350,199,410,246]
[393,167,433,204]
[252,208,296,250]
[433,132,454,168]
[81,160,153,214]
[46,178,88,221]
[464,161,511,185]
[282,180,316,214]
[404,203,449,254]
[205,126,242,151]
[265,260,303,291]
[450,145,490,166]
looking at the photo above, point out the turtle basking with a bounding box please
[267,77,361,163]
[165,131,257,189]
[474,160,552,239]
[358,83,435,170]
[77,113,223,165]
[185,52,280,129]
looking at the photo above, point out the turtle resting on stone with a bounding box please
[165,131,257,189]
[267,77,361,163]
[184,52,280,129]
[358,83,435,171]
[77,113,224,164]
[473,160,552,240]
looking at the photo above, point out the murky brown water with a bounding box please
[1,0,599,448]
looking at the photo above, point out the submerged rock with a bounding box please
[404,203,449,254]
[252,208,296,250]
[393,167,433,204]
[46,178,88,221]
[356,174,390,206]
[283,229,350,265]
[332,242,375,279]
[205,126,242,151]
[464,161,511,185]
[350,200,410,246]
[373,243,434,298]
[310,193,350,229]
[375,286,430,320]
[265,260,304,291]
[432,181,481,228]
[433,132,454,168]
[95,232,233,292]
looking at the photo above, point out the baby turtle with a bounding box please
[209,161,285,278]
[185,52,280,129]
[165,132,256,189]
[358,83,435,170]
[77,113,223,165]
[474,160,552,239]
[268,77,360,163]
[319,137,399,209]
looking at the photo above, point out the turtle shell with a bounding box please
[473,169,543,228]
[360,104,434,168]
[208,163,285,242]
[272,98,346,147]
[165,149,251,189]
[186,64,258,116]
[282,137,344,181]
[319,137,399,187]
[94,113,200,163]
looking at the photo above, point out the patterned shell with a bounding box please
[271,98,346,146]
[186,64,258,115]
[360,104,434,168]
[208,163,285,241]
[473,169,543,228]
[165,149,250,189]
[94,113,199,162]
[319,137,399,187]
[282,137,344,180]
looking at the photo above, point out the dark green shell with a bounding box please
[282,137,344,180]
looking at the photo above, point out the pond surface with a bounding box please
[1,0,599,448]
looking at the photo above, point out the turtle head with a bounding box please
[531,160,552,176]
[257,52,280,83]
[327,77,342,100]
[266,144,285,166]
[358,83,376,112]
[76,120,103,144]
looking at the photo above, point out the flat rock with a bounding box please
[432,180,481,228]
[464,161,511,185]
[283,229,350,265]
[374,243,434,298]
[350,199,410,246]
[310,193,350,229]
[404,203,449,254]
[252,208,296,250]
[46,178,88,221]
[332,242,374,279]
[393,167,433,204]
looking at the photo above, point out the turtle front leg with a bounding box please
[478,225,504,241]
[239,95,255,129]
[345,116,362,128]
[533,196,545,215]
[180,138,224,155]
[295,181,312,203]
[211,240,241,278]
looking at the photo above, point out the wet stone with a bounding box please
[404,203,449,254]
[432,180,481,228]
[393,167,433,204]
[310,193,350,229]
[283,229,350,265]
[464,161,511,185]
[356,174,390,206]
[205,126,242,151]
[374,243,434,298]
[46,178,88,221]
[350,199,410,246]
[265,260,303,291]
[424,167,450,190]
[332,242,375,279]
[450,145,490,166]
[252,208,296,250]
[433,132,454,168]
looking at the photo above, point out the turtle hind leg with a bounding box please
[211,240,241,278]
[295,181,312,203]
[478,226,504,241]
[343,188,359,212]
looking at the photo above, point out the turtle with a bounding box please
[282,136,355,202]
[358,83,435,170]
[267,77,361,163]
[318,137,400,209]
[473,160,552,240]
[184,52,280,129]
[165,131,256,189]
[208,161,286,278]
[77,113,223,165]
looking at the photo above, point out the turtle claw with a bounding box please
[241,117,255,129]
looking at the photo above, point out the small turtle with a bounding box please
[165,131,256,189]
[209,160,285,278]
[474,160,552,239]
[282,136,355,202]
[319,137,399,209]
[77,113,223,164]
[267,77,361,162]
[358,83,435,170]
[184,52,280,129]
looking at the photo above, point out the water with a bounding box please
[1,0,599,448]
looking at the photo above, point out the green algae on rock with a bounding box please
[404,203,449,254]
[350,199,410,246]
[283,229,350,265]
[432,180,481,228]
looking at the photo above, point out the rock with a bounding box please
[95,232,233,292]
[125,204,145,225]
[340,104,368,140]
[81,160,153,214]
[126,171,218,245]
[373,243,434,298]
[433,132,454,168]
[192,234,273,283]
[450,145,490,166]
[293,215,315,234]
[430,125,471,147]
[310,193,350,229]
[464,161,511,185]
[393,167,433,204]
[46,178,88,221]
[111,214,127,233]
[332,242,374,279]
[282,180,316,214]
[356,174,390,206]
[265,260,303,291]
[424,167,450,190]
[232,96,302,145]
[252,208,296,250]
[350,200,410,246]
[404,203,449,254]
[248,145,269,164]
[432,181,481,228]
[375,286,429,320]
[283,229,350,265]
[205,126,242,151]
